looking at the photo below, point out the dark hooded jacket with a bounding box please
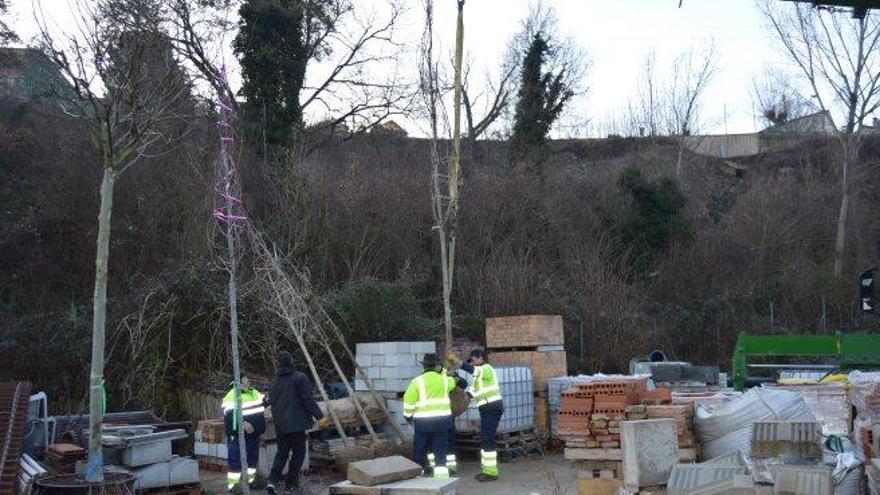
[268,367,324,434]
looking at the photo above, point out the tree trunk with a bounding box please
[443,0,465,352]
[833,136,855,280]
[221,152,250,495]
[86,167,115,483]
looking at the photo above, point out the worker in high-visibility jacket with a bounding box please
[222,375,267,493]
[461,348,504,482]
[403,353,466,479]
[427,364,460,475]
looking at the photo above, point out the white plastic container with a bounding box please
[454,367,534,434]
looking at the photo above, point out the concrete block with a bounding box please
[384,354,416,367]
[666,464,747,494]
[329,477,457,494]
[347,455,423,486]
[373,355,386,366]
[366,367,382,379]
[356,343,379,355]
[621,418,678,489]
[168,457,199,486]
[132,459,172,489]
[122,440,172,467]
[410,342,436,353]
[770,464,831,495]
[751,421,821,459]
[381,367,413,379]
[355,379,368,391]
[687,474,757,495]
[356,354,374,367]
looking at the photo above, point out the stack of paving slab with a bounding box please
[666,420,831,495]
[354,341,436,439]
[764,382,850,436]
[330,455,458,495]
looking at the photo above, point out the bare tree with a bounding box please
[751,66,814,126]
[461,60,515,146]
[36,0,189,481]
[421,0,464,354]
[760,0,880,278]
[668,44,718,177]
[168,0,411,148]
[635,51,661,137]
[0,0,17,44]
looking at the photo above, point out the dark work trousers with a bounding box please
[479,408,503,475]
[412,428,448,471]
[227,434,260,472]
[270,431,307,487]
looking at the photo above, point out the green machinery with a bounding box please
[732,331,880,391]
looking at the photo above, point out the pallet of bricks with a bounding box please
[558,378,697,494]
[484,315,567,437]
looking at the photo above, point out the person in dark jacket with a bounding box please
[266,351,328,495]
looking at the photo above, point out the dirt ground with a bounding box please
[200,454,579,495]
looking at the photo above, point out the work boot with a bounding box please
[266,483,277,495]
[475,472,499,482]
[250,473,268,490]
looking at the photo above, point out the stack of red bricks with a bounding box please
[556,379,649,448]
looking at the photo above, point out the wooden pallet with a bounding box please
[453,427,540,461]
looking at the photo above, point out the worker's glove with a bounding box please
[455,377,468,389]
[317,417,331,429]
[466,390,475,399]
[445,352,462,367]
[242,421,254,434]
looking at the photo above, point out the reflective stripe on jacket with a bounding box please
[468,364,502,407]
[403,370,455,419]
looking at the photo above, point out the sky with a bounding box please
[6,0,795,137]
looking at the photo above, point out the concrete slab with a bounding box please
[122,439,172,467]
[329,477,458,495]
[770,464,832,495]
[751,421,821,460]
[346,455,423,487]
[687,474,757,495]
[667,465,747,494]
[620,418,677,489]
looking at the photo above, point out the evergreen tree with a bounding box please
[234,0,330,146]
[508,32,572,167]
[614,167,692,274]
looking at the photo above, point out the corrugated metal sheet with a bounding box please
[0,381,33,495]
[771,465,832,495]
[752,421,821,443]
[667,465,747,494]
